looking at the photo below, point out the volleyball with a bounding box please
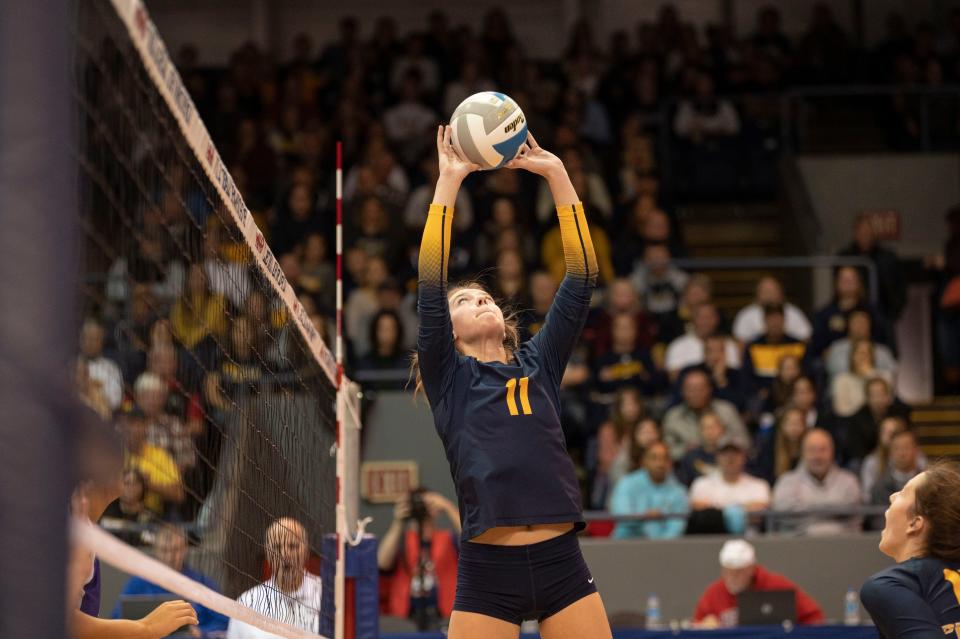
[450,91,528,170]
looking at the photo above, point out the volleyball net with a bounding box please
[72,0,362,636]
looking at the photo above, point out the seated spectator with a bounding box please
[702,334,746,411]
[521,270,557,338]
[610,412,661,490]
[732,276,812,344]
[111,284,159,383]
[491,248,530,309]
[826,310,897,381]
[471,198,533,270]
[79,318,124,411]
[345,255,389,359]
[541,205,615,285]
[742,304,807,406]
[832,340,896,420]
[790,375,822,428]
[404,155,474,239]
[630,243,689,326]
[867,430,924,524]
[583,278,658,359]
[382,69,437,167]
[378,489,460,624]
[297,233,336,314]
[442,60,495,119]
[146,343,203,431]
[693,539,824,628]
[227,518,322,637]
[810,266,884,358]
[676,411,724,487]
[112,525,227,635]
[135,372,194,473]
[270,183,323,259]
[768,355,803,415]
[755,406,808,484]
[74,357,111,421]
[99,469,157,547]
[203,221,250,311]
[375,278,418,353]
[860,415,926,499]
[170,264,228,352]
[351,196,404,272]
[120,405,183,515]
[749,6,793,65]
[836,377,910,469]
[662,274,715,344]
[673,69,741,144]
[662,369,748,460]
[106,230,185,308]
[665,303,740,379]
[690,434,770,514]
[772,429,862,535]
[610,441,689,539]
[203,317,264,416]
[356,310,409,373]
[590,420,624,510]
[592,312,662,398]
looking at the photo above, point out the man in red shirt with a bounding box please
[693,539,824,628]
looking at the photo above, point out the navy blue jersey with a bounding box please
[861,556,960,638]
[417,202,597,541]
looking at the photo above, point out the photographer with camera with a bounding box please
[378,488,461,629]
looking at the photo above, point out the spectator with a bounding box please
[665,303,740,379]
[491,248,530,309]
[74,357,111,421]
[583,278,658,359]
[630,243,689,326]
[146,342,203,432]
[356,309,409,372]
[79,318,124,411]
[375,278,418,353]
[226,518,322,637]
[120,405,183,515]
[790,375,822,428]
[135,372,195,473]
[592,312,661,397]
[830,340,895,417]
[733,276,812,344]
[202,222,250,311]
[741,304,807,404]
[838,216,907,347]
[112,525,228,636]
[345,254,389,359]
[749,6,793,65]
[693,539,824,628]
[768,354,803,415]
[522,270,558,338]
[690,434,770,514]
[674,69,741,144]
[755,406,808,484]
[797,3,851,83]
[382,69,437,167]
[203,317,263,416]
[702,334,746,411]
[99,469,156,547]
[860,415,910,499]
[351,196,404,271]
[935,205,960,391]
[836,377,910,469]
[170,264,228,353]
[442,60,495,116]
[667,274,715,343]
[868,429,924,513]
[378,489,460,624]
[541,204,615,285]
[271,183,323,258]
[810,266,881,358]
[590,420,625,510]
[112,284,159,383]
[297,233,336,314]
[606,390,653,486]
[825,310,898,382]
[610,441,689,539]
[662,369,748,460]
[404,155,474,238]
[675,411,724,487]
[772,429,862,535]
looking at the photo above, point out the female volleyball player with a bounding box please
[413,125,610,638]
[860,461,960,637]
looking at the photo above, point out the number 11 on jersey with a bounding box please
[505,377,533,416]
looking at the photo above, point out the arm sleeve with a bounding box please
[530,203,598,385]
[417,204,457,406]
[861,570,947,639]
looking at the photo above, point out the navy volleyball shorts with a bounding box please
[453,529,598,624]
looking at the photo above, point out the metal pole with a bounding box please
[0,0,76,635]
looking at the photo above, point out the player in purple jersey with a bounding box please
[861,461,960,638]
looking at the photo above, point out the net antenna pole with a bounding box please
[334,140,346,639]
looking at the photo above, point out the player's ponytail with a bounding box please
[408,281,521,401]
[912,460,960,563]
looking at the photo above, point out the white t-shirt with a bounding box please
[665,334,741,373]
[690,471,771,509]
[732,302,812,343]
[226,574,323,639]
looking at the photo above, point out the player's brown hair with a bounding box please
[408,281,521,401]
[912,460,960,563]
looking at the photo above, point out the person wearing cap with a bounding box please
[693,539,824,628]
[689,434,770,514]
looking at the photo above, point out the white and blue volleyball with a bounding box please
[450,91,527,170]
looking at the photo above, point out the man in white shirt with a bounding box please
[226,518,322,638]
[80,318,124,410]
[690,434,770,511]
[772,429,862,535]
[665,303,740,378]
[733,276,811,343]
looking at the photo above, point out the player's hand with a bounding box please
[139,600,198,638]
[437,125,481,181]
[393,497,412,522]
[504,132,563,178]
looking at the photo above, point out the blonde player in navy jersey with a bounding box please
[412,125,611,638]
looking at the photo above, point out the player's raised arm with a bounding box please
[415,126,480,404]
[505,133,598,381]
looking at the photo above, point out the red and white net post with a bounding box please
[334,141,346,639]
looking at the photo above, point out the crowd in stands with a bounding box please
[75,2,960,545]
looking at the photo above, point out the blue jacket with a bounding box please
[111,566,228,637]
[610,469,689,539]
